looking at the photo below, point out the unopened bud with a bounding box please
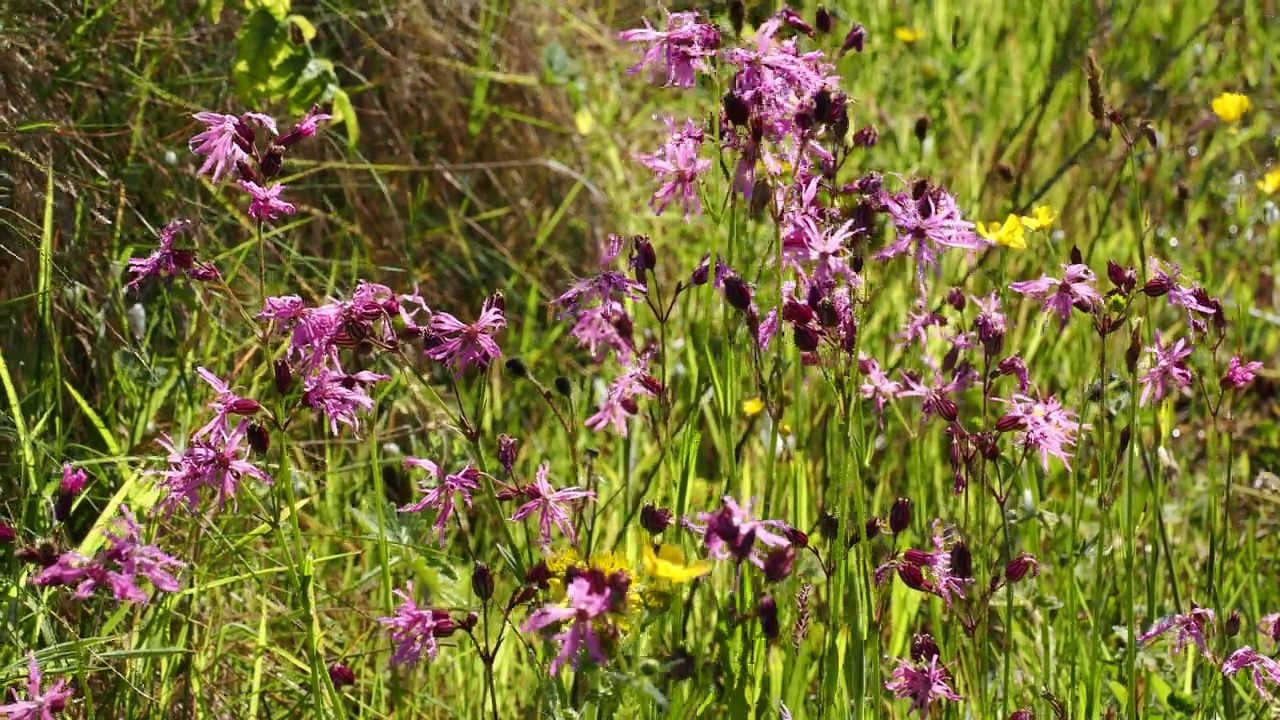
[497,434,518,473]
[840,22,867,55]
[865,517,882,541]
[1142,276,1171,298]
[554,376,573,398]
[818,511,839,541]
[889,497,911,534]
[728,0,745,36]
[950,542,973,578]
[793,323,821,352]
[228,398,263,416]
[1225,610,1241,637]
[247,421,270,456]
[1107,260,1137,294]
[1005,553,1039,583]
[946,287,966,311]
[815,6,833,33]
[898,562,930,592]
[758,595,780,641]
[632,236,657,272]
[723,92,751,126]
[851,125,877,148]
[690,256,711,286]
[274,359,293,395]
[934,394,959,423]
[1125,329,1142,374]
[640,503,673,535]
[472,562,494,601]
[620,397,640,415]
[910,633,940,662]
[995,413,1027,432]
[762,546,796,582]
[914,115,931,143]
[329,663,356,689]
[260,145,285,179]
[783,525,808,548]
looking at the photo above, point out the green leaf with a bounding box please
[286,13,316,43]
[204,0,225,23]
[330,89,359,148]
[245,0,290,21]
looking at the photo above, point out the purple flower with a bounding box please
[1222,646,1280,699]
[239,180,296,221]
[996,355,1030,392]
[193,367,262,440]
[617,11,721,88]
[427,296,506,378]
[1222,355,1262,390]
[874,524,970,606]
[1008,263,1102,321]
[884,656,962,716]
[523,576,613,674]
[897,368,972,424]
[277,105,333,147]
[687,496,791,568]
[301,369,389,436]
[0,652,72,720]
[189,112,251,183]
[125,219,219,290]
[1138,606,1216,655]
[154,419,273,515]
[398,458,482,546]
[1000,393,1086,471]
[858,355,901,413]
[1146,258,1216,322]
[971,291,1006,347]
[895,296,947,350]
[1138,331,1193,406]
[585,357,661,436]
[261,282,403,374]
[509,464,596,548]
[568,303,636,363]
[873,186,986,280]
[59,464,87,495]
[33,506,183,603]
[378,582,457,666]
[633,118,711,219]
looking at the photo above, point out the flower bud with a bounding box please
[554,376,573,398]
[329,663,356,688]
[995,413,1027,433]
[1005,553,1039,583]
[1125,328,1142,375]
[864,517,882,541]
[946,287,966,311]
[260,144,285,179]
[274,359,293,395]
[910,633,940,662]
[632,236,657,273]
[758,595,780,642]
[793,324,821,352]
[784,299,816,325]
[506,357,529,379]
[525,560,550,588]
[950,542,973,578]
[244,421,269,456]
[1142,276,1171,298]
[840,22,867,55]
[1107,260,1137,294]
[934,394,959,423]
[902,548,933,568]
[889,497,911,534]
[0,521,15,544]
[728,0,745,36]
[897,563,931,592]
[818,512,839,541]
[690,256,711,286]
[851,125,878,148]
[780,7,813,36]
[723,92,751,127]
[229,398,263,416]
[640,502,673,535]
[815,6,833,33]
[1225,610,1241,637]
[472,562,494,601]
[460,611,479,631]
[1008,710,1033,720]
[497,434,518,473]
[914,115,931,143]
[620,397,640,415]
[1115,425,1131,465]
[53,494,74,523]
[763,546,796,582]
[783,525,809,548]
[722,275,752,311]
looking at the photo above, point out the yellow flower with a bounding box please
[1019,205,1057,232]
[1258,168,1280,194]
[894,27,924,43]
[1212,92,1251,124]
[643,543,712,584]
[976,214,1026,250]
[742,397,765,417]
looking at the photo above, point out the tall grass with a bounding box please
[1,0,1278,718]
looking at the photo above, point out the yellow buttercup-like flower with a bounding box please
[1212,93,1251,124]
[643,544,712,584]
[1258,168,1280,195]
[894,27,924,43]
[742,397,765,417]
[976,214,1026,250]
[1019,205,1057,232]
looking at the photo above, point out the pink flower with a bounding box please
[33,506,182,603]
[858,355,901,413]
[1138,606,1216,655]
[301,368,389,436]
[277,105,333,147]
[1009,263,1102,321]
[398,458,482,546]
[1222,646,1280,699]
[509,464,596,548]
[189,112,250,183]
[999,393,1087,471]
[524,576,613,674]
[895,296,947,350]
[633,118,711,219]
[897,367,973,424]
[239,180,296,221]
[873,185,986,280]
[1138,331,1194,406]
[687,496,791,568]
[378,582,457,666]
[585,357,661,436]
[971,291,1006,348]
[884,656,962,715]
[125,219,219,290]
[193,367,262,440]
[0,652,72,720]
[617,11,721,88]
[154,419,273,515]
[59,464,87,495]
[427,296,506,378]
[874,524,970,606]
[568,303,636,363]
[1222,355,1262,390]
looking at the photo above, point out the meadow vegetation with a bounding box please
[1,0,1279,718]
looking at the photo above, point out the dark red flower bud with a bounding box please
[329,663,356,688]
[897,562,932,592]
[525,560,551,588]
[233,119,256,152]
[638,374,664,396]
[865,517,882,541]
[914,115,932,143]
[1126,328,1142,375]
[758,595,780,642]
[0,521,14,544]
[793,324,821,352]
[1107,260,1137,294]
[851,125,878,148]
[723,92,751,127]
[497,434,518,473]
[815,6,833,33]
[722,275,753,311]
[632,236,657,273]
[763,546,796,582]
[246,421,270,456]
[1005,553,1039,583]
[818,512,839,541]
[950,542,972,578]
[783,300,816,326]
[889,497,911,534]
[910,633,940,662]
[902,548,933,567]
[228,398,263,416]
[945,287,966,311]
[472,562,494,601]
[460,611,479,631]
[934,394,959,423]
[1008,710,1034,720]
[274,359,293,395]
[780,7,813,36]
[1142,276,1171,298]
[640,503,673,535]
[995,413,1027,432]
[1116,425,1131,465]
[783,525,809,548]
[508,584,538,610]
[53,493,74,523]
[840,22,867,55]
[620,397,640,415]
[728,0,745,35]
[1225,610,1241,637]
[260,144,285,179]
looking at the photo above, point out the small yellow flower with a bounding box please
[1212,92,1251,124]
[1258,168,1280,194]
[643,543,712,584]
[742,397,765,417]
[894,27,924,43]
[1019,205,1057,232]
[976,214,1026,250]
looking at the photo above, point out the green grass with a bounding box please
[2,0,1279,718]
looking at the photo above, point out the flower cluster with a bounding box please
[33,506,183,603]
